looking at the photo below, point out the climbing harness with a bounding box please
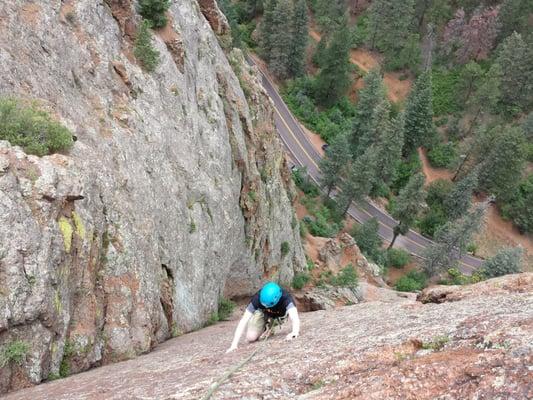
[201,319,281,400]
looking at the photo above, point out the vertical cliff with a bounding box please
[0,0,304,392]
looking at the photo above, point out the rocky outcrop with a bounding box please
[0,0,304,393]
[3,273,532,400]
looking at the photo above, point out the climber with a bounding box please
[226,282,300,353]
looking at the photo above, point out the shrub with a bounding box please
[481,247,523,278]
[426,179,453,208]
[395,270,427,292]
[281,241,290,257]
[138,0,171,28]
[418,206,448,238]
[134,20,160,72]
[330,264,358,287]
[351,14,368,47]
[351,218,383,263]
[291,167,320,196]
[502,174,533,234]
[431,67,461,116]
[0,98,73,156]
[0,340,29,367]
[427,142,458,168]
[292,272,310,289]
[218,298,236,321]
[386,248,411,268]
[391,153,422,193]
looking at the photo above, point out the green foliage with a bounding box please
[303,207,342,238]
[502,174,533,234]
[0,341,29,367]
[427,142,458,168]
[431,67,461,116]
[444,168,478,220]
[441,267,485,285]
[134,20,160,72]
[319,132,351,195]
[482,247,523,278]
[351,13,369,47]
[418,206,448,238]
[218,298,236,321]
[0,98,73,156]
[292,272,311,289]
[138,0,170,28]
[351,218,383,264]
[386,248,411,268]
[281,241,290,257]
[395,270,427,292]
[421,336,449,351]
[288,0,309,77]
[292,166,320,196]
[329,264,358,287]
[391,152,422,193]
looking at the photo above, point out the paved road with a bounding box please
[246,56,483,273]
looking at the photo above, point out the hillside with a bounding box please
[3,273,532,400]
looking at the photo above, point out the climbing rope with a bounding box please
[201,319,280,400]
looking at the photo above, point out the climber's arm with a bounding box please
[285,305,300,340]
[226,309,253,353]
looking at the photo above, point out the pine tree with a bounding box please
[482,247,523,278]
[444,168,478,220]
[367,0,416,64]
[478,126,526,202]
[314,20,352,107]
[403,71,434,155]
[358,99,392,155]
[134,20,160,72]
[423,202,487,276]
[319,133,351,196]
[288,0,308,78]
[337,149,376,216]
[314,0,346,32]
[389,173,426,248]
[260,0,278,62]
[350,69,386,153]
[268,0,293,79]
[139,0,171,28]
[374,111,405,187]
[495,32,533,110]
[458,61,484,103]
[497,0,533,44]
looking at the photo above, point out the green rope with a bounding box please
[201,319,279,400]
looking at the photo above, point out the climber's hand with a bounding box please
[285,332,298,341]
[226,345,237,353]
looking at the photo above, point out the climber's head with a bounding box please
[259,282,282,308]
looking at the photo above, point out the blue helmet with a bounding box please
[259,282,282,308]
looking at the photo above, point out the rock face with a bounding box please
[2,273,532,400]
[0,0,304,392]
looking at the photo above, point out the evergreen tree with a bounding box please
[444,168,478,220]
[502,175,533,234]
[319,133,351,196]
[374,111,405,187]
[495,32,533,110]
[367,0,416,65]
[314,0,346,32]
[482,247,523,278]
[423,202,487,276]
[458,61,484,103]
[350,69,386,153]
[260,0,278,62]
[268,0,293,79]
[352,218,383,261]
[497,0,533,44]
[337,149,376,216]
[139,0,171,28]
[358,99,392,155]
[403,71,434,155]
[389,173,426,248]
[314,19,352,107]
[288,0,308,78]
[478,126,526,202]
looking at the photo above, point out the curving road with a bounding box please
[246,56,483,273]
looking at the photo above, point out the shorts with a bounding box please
[247,310,287,334]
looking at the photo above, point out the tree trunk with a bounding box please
[388,231,399,249]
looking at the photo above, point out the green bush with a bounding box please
[138,0,171,28]
[292,167,320,196]
[418,206,448,238]
[481,247,523,278]
[330,264,358,287]
[0,98,73,156]
[391,153,422,193]
[134,20,160,72]
[501,174,533,234]
[395,270,427,292]
[351,14,369,47]
[351,218,383,263]
[281,241,290,257]
[426,179,453,208]
[386,248,411,268]
[292,272,311,289]
[218,298,236,321]
[0,340,29,367]
[427,142,458,168]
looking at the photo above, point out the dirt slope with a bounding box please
[4,274,532,400]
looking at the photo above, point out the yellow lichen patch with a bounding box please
[72,212,85,239]
[58,217,73,252]
[54,289,62,314]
